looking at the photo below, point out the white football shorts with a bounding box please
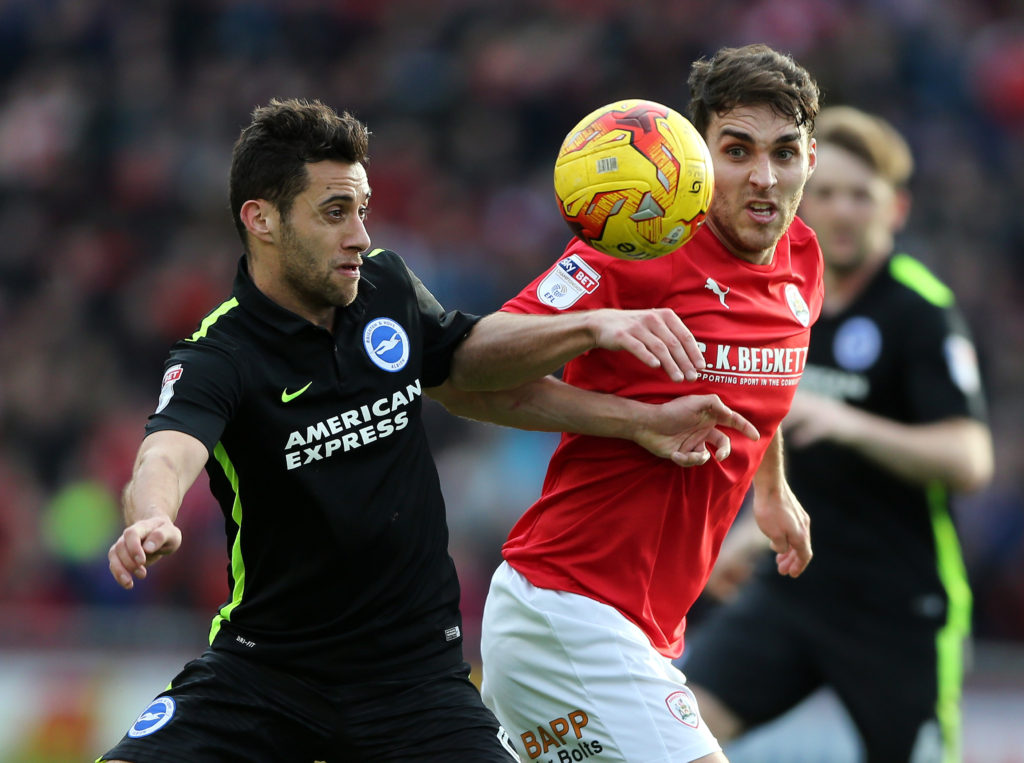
[480,561,721,763]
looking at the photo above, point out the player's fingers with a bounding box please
[705,428,732,461]
[121,525,148,565]
[709,403,759,441]
[109,542,139,589]
[632,331,688,383]
[617,333,670,374]
[778,526,812,576]
[671,448,711,468]
[777,546,811,577]
[141,526,177,559]
[775,549,795,576]
[644,312,704,383]
[790,532,813,575]
[686,394,759,442]
[654,308,705,373]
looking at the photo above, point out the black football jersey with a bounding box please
[758,254,987,619]
[147,250,479,683]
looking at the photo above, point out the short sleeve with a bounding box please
[145,340,244,454]
[402,261,481,387]
[902,301,987,424]
[502,239,656,315]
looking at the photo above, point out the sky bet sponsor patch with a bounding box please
[154,363,183,414]
[537,255,601,309]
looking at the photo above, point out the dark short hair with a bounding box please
[229,97,370,247]
[814,105,913,189]
[687,44,820,138]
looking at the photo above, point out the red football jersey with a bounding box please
[501,218,824,657]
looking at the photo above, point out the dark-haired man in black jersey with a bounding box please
[98,97,758,763]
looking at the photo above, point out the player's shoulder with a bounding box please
[883,253,956,310]
[167,297,249,375]
[786,215,820,252]
[361,247,405,276]
[558,237,677,276]
[180,296,245,347]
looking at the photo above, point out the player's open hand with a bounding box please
[634,393,760,466]
[588,308,706,383]
[108,516,183,590]
[752,481,812,578]
[783,391,863,448]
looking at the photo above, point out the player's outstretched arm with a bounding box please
[449,309,706,391]
[108,430,207,590]
[784,391,993,492]
[752,431,812,578]
[427,378,757,467]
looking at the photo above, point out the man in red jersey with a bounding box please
[480,44,822,763]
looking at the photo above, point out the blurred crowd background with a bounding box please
[0,0,1023,759]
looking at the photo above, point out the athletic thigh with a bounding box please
[481,562,720,763]
[98,650,325,763]
[336,661,520,762]
[822,610,950,761]
[679,580,822,727]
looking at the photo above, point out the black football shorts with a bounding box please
[98,648,520,762]
[679,578,946,760]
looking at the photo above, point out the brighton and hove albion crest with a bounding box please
[128,697,176,738]
[834,315,882,372]
[363,318,410,372]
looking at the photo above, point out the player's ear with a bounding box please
[891,188,912,232]
[240,199,277,244]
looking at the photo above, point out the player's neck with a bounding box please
[249,255,336,331]
[822,254,888,316]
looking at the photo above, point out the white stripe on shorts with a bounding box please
[480,561,721,763]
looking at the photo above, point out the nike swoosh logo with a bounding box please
[281,382,312,403]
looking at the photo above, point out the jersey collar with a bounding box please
[232,255,377,337]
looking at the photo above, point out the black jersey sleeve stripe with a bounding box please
[927,479,971,758]
[186,297,240,342]
[208,441,246,644]
[889,254,954,307]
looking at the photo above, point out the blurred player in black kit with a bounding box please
[681,105,994,762]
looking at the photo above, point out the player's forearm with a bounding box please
[123,451,186,525]
[122,431,208,525]
[752,430,787,499]
[431,376,647,440]
[448,311,601,391]
[840,413,993,492]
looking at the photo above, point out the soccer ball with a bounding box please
[553,99,714,260]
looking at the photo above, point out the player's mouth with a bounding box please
[335,259,362,278]
[746,201,777,223]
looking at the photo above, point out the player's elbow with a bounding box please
[948,425,995,493]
